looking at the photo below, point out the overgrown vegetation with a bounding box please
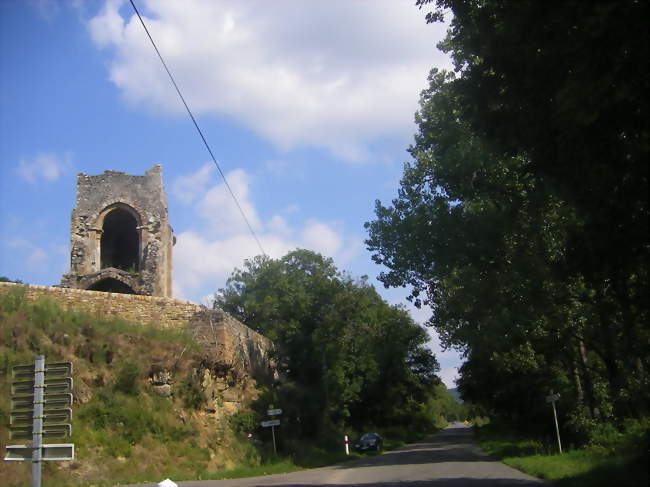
[475,420,649,486]
[215,249,457,438]
[367,0,648,457]
[0,287,257,486]
[1,281,458,486]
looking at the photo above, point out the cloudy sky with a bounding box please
[0,0,462,386]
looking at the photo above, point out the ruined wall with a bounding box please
[60,165,174,297]
[0,282,274,384]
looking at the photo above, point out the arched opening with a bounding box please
[101,208,139,271]
[87,277,135,294]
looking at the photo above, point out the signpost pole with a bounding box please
[551,394,562,454]
[32,355,44,487]
[271,425,277,455]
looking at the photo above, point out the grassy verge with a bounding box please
[475,421,649,487]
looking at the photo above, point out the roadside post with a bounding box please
[545,391,562,454]
[262,408,282,455]
[5,356,74,487]
[344,435,350,455]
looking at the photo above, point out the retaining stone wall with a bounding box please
[0,281,200,328]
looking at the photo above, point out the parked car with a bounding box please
[354,432,383,452]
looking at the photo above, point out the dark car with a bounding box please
[354,432,383,452]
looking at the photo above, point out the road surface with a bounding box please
[131,423,546,487]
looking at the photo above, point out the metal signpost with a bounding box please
[545,391,562,454]
[5,356,74,487]
[261,408,282,454]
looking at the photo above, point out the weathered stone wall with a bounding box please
[0,282,274,384]
[1,282,198,327]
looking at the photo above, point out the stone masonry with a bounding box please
[0,282,274,384]
[60,165,174,297]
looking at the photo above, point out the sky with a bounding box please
[0,0,462,387]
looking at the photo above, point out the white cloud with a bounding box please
[172,162,214,204]
[87,0,451,160]
[439,367,460,389]
[16,152,72,184]
[171,165,361,301]
[300,219,343,258]
[196,168,261,237]
[6,239,49,270]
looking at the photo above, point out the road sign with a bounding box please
[12,362,73,380]
[267,408,282,416]
[261,419,280,428]
[9,424,72,441]
[12,378,73,395]
[5,444,74,462]
[8,357,75,487]
[11,393,73,411]
[11,408,72,426]
[545,393,560,403]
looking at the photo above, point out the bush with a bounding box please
[180,377,205,409]
[230,408,259,434]
[114,361,141,395]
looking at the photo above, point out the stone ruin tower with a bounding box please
[60,165,174,297]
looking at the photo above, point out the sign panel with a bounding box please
[11,409,72,426]
[261,419,280,428]
[12,378,73,395]
[12,362,73,380]
[9,424,72,441]
[11,393,73,411]
[267,408,282,416]
[4,444,74,462]
[545,393,561,403]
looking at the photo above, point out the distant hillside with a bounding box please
[448,387,462,403]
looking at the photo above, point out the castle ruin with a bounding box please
[60,165,174,297]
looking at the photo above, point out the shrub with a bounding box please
[114,361,141,395]
[230,409,259,434]
[180,377,205,409]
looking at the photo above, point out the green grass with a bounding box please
[475,421,649,487]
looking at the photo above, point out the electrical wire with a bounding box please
[128,0,266,257]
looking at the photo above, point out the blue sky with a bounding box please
[0,0,462,386]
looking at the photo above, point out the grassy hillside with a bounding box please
[447,388,462,403]
[0,286,267,486]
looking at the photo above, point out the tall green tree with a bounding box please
[366,0,648,437]
[215,249,441,435]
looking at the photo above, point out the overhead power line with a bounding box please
[128,0,266,257]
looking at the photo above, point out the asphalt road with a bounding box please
[132,424,547,487]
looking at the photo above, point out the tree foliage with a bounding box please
[215,249,444,435]
[367,0,648,441]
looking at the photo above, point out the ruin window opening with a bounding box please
[88,277,135,294]
[100,208,140,271]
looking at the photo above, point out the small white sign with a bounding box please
[267,408,283,416]
[261,419,280,428]
[4,443,75,462]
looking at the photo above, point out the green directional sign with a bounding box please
[10,408,72,426]
[12,378,73,395]
[11,393,73,411]
[10,423,72,441]
[12,362,73,380]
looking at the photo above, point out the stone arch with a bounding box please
[87,277,136,294]
[97,203,141,271]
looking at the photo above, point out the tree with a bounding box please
[366,0,648,437]
[215,249,442,435]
